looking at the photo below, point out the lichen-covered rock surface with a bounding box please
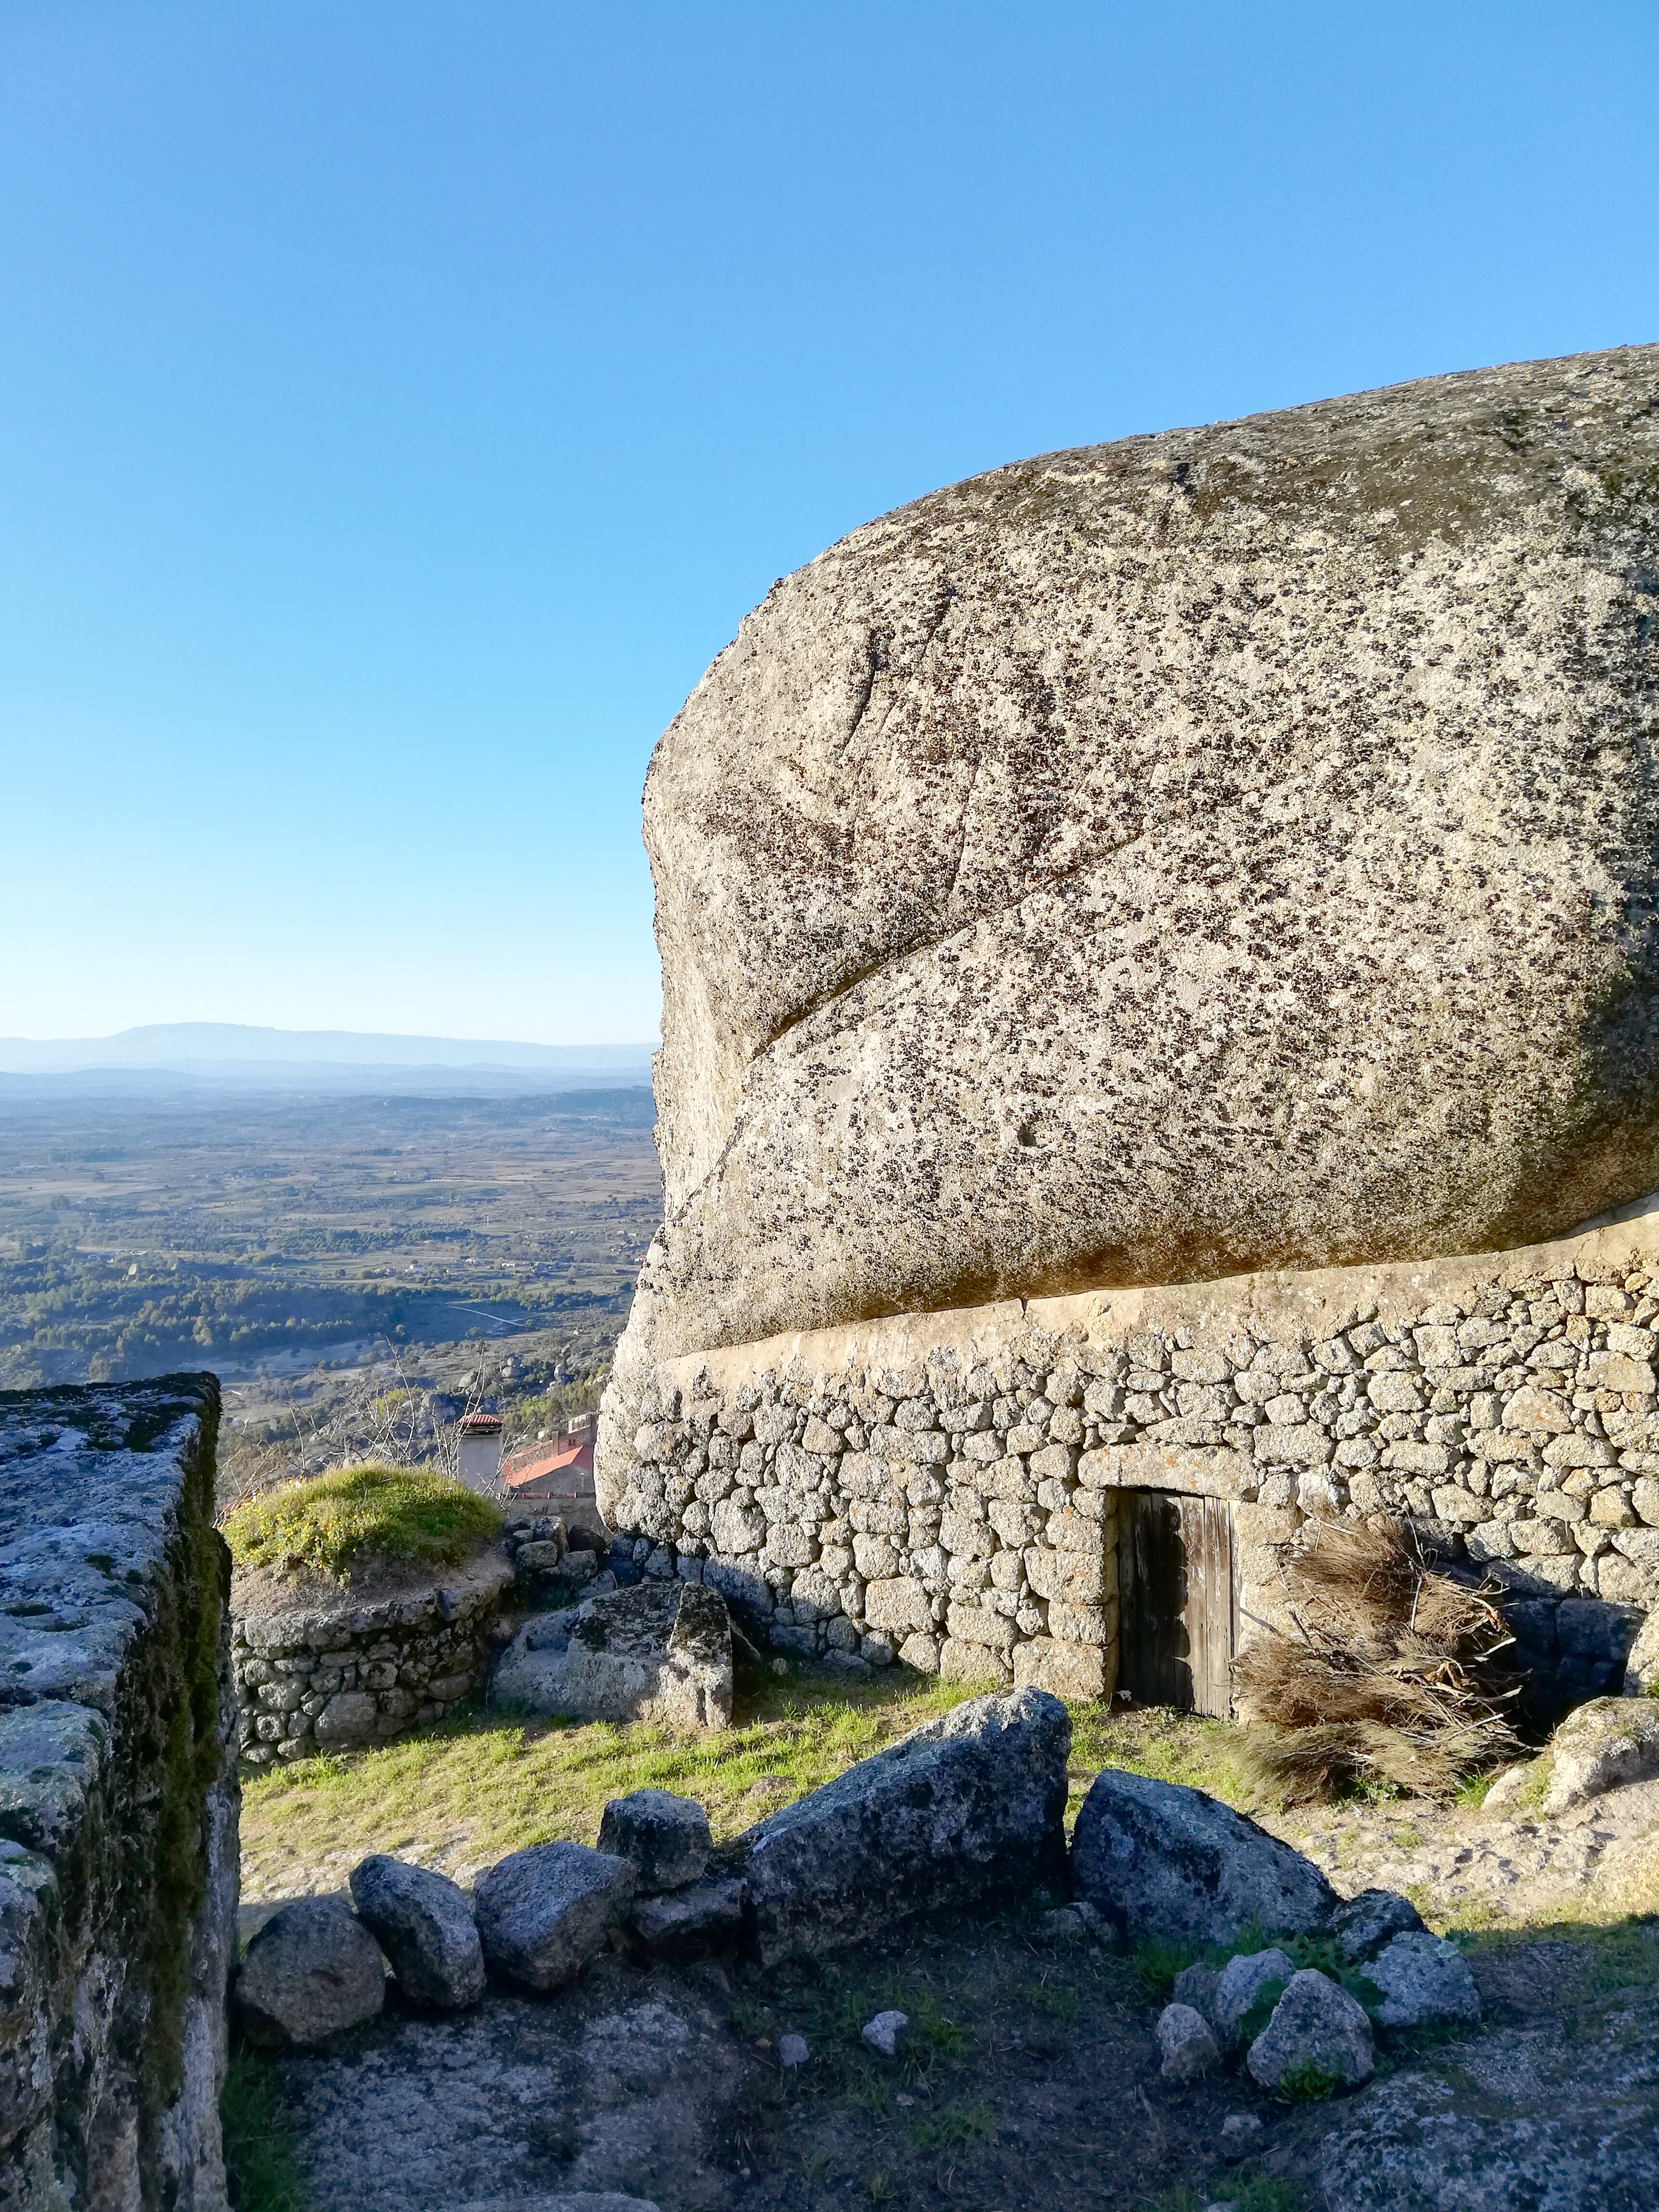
[273,1965,750,2212]
[1320,1967,1659,2210]
[737,1686,1070,1965]
[1071,1768,1337,1948]
[620,343,1659,1407]
[0,1376,237,2211]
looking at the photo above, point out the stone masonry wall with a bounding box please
[601,1207,1659,1707]
[231,1550,514,1765]
[0,1377,237,2212]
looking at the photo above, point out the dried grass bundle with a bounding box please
[1234,1515,1520,1803]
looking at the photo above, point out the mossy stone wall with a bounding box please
[0,1377,237,2212]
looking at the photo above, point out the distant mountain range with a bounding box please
[0,1023,657,1092]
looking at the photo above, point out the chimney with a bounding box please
[456,1411,504,1496]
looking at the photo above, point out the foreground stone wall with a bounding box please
[232,1551,514,1765]
[602,1205,1659,1703]
[0,1377,237,2212]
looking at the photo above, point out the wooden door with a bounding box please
[1117,1491,1236,1717]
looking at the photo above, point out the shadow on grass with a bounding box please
[222,2042,308,2212]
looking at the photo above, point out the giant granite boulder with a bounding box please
[601,345,1659,1503]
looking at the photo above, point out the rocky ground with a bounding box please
[261,1884,1659,2212]
[238,1755,1659,1952]
[238,1707,1659,2212]
[1262,1775,1659,1936]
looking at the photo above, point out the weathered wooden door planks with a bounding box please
[1117,1490,1236,1717]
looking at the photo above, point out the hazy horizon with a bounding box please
[0,1020,658,1075]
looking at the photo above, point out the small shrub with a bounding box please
[1128,1936,1197,2001]
[1233,1516,1520,1803]
[222,1462,503,1583]
[1276,2058,1341,2101]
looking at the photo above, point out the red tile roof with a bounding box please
[502,1439,595,1492]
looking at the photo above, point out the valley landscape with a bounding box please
[0,1079,661,1489]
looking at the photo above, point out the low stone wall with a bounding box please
[0,1376,237,2212]
[600,1207,1659,1706]
[231,1550,515,1764]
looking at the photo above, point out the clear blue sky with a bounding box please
[3,2,1655,1046]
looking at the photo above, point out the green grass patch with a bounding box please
[1146,2185,1301,2212]
[1457,1912,1659,1990]
[221,1461,503,1583]
[221,2044,308,2212]
[1513,1755,1552,1809]
[1126,1936,1198,2003]
[1019,1981,1081,2022]
[1069,1705,1255,1820]
[243,1664,1274,1895]
[242,1661,985,1873]
[904,2102,997,2152]
[1275,2058,1342,2101]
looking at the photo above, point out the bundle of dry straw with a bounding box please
[1233,1515,1521,1802]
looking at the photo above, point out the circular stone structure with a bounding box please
[231,1547,515,1763]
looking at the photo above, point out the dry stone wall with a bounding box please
[604,1207,1659,1704]
[0,1377,237,2212]
[231,1551,514,1764]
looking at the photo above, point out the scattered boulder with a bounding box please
[1220,2113,1263,2162]
[1329,1888,1427,1966]
[778,2033,810,2068]
[1171,1963,1222,2025]
[1038,1902,1111,1948]
[598,1790,712,1892]
[1480,1759,1542,1816]
[1365,1931,1481,2033]
[740,1688,1070,1964]
[1071,1770,1337,1949]
[235,1896,387,2049]
[348,1856,485,2010]
[473,1842,635,1991]
[626,1877,746,1958]
[1156,2003,1219,2084]
[1540,1696,1659,1815]
[1247,1969,1374,2094]
[1213,1948,1297,2050]
[862,2010,910,2059]
[490,1584,733,1730]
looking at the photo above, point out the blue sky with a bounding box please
[2,1,1655,1046]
